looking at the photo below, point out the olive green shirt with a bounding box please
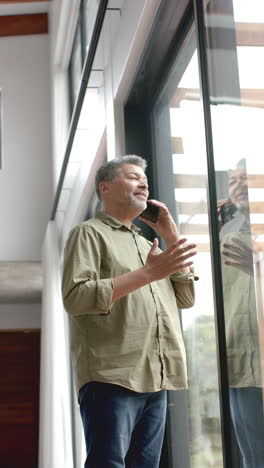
[62,211,196,394]
[220,211,261,388]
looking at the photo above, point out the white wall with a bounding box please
[0,34,53,261]
[38,3,83,467]
[0,303,41,328]
[39,222,73,468]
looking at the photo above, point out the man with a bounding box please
[218,163,264,467]
[62,155,197,468]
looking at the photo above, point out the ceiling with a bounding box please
[0,1,51,37]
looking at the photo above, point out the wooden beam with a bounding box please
[178,201,208,214]
[170,88,264,108]
[180,224,209,235]
[180,223,264,236]
[252,225,264,236]
[174,174,264,188]
[0,1,49,3]
[236,22,264,47]
[174,174,205,188]
[0,13,48,37]
[248,174,264,188]
[241,89,264,108]
[193,241,264,253]
[249,202,264,214]
[178,201,264,215]
[170,88,200,108]
[171,137,184,154]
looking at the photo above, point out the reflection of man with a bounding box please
[218,164,264,467]
[62,155,197,468]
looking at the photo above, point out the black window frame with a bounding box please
[124,0,236,466]
[68,13,84,115]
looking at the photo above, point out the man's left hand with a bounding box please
[222,237,254,276]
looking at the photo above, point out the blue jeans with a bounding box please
[79,382,167,468]
[230,387,264,468]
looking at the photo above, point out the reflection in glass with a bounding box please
[203,0,264,465]
[152,29,223,467]
[217,162,264,466]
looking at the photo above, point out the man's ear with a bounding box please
[99,181,111,197]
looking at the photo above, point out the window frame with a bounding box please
[124,0,238,466]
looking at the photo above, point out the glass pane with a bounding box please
[69,16,83,111]
[0,90,2,169]
[152,28,224,467]
[203,0,264,465]
[68,0,102,113]
[82,0,101,56]
[56,68,105,236]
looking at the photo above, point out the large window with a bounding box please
[201,0,264,466]
[0,89,2,170]
[82,0,101,57]
[125,0,264,466]
[68,0,104,115]
[151,27,224,468]
[68,15,83,113]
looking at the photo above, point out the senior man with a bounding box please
[62,155,197,468]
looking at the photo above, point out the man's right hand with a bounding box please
[143,238,196,283]
[217,199,236,229]
[112,238,196,303]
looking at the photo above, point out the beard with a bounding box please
[128,195,147,212]
[236,200,249,214]
[231,189,249,214]
[232,193,249,214]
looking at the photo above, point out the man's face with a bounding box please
[228,167,249,212]
[102,164,149,212]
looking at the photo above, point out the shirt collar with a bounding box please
[95,210,141,233]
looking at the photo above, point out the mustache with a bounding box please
[234,191,248,198]
[133,191,147,196]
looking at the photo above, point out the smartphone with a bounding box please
[220,201,237,224]
[140,201,160,223]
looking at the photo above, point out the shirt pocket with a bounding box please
[76,313,112,331]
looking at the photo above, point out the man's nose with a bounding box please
[139,180,148,189]
[239,177,247,188]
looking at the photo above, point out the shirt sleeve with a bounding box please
[61,225,114,316]
[170,267,199,309]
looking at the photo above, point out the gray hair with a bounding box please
[95,155,147,200]
[228,158,247,177]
